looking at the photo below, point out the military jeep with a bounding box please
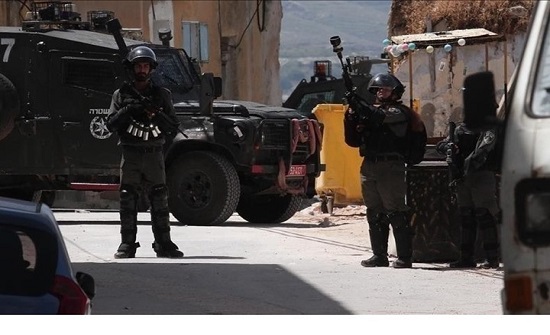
[283,57,390,116]
[0,17,322,226]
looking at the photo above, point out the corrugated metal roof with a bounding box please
[391,28,504,46]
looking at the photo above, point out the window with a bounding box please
[182,21,209,63]
[151,49,200,100]
[62,57,116,94]
[532,16,550,116]
[0,226,57,296]
[296,91,335,116]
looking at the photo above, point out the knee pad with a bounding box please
[387,211,409,230]
[149,184,168,211]
[367,209,389,231]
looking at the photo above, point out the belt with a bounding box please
[123,145,163,153]
[365,154,403,162]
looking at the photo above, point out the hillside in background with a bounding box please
[280,0,392,100]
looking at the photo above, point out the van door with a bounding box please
[498,0,550,314]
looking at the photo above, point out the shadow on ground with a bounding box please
[73,262,352,315]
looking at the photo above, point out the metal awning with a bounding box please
[391,28,504,47]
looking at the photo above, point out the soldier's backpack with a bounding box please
[403,107,427,166]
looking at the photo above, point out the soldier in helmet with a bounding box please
[344,73,423,269]
[436,122,500,269]
[106,45,183,259]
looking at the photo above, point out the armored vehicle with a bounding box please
[282,57,390,116]
[0,14,322,226]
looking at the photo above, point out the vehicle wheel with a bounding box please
[237,194,303,224]
[0,73,19,141]
[167,151,240,226]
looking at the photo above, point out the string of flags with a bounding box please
[382,38,467,57]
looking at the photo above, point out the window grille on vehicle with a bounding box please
[62,57,115,94]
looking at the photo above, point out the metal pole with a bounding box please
[504,38,508,110]
[409,52,413,109]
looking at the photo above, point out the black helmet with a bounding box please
[367,73,405,100]
[126,46,158,69]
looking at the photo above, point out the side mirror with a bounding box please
[76,271,95,300]
[463,71,500,130]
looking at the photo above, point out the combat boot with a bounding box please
[152,239,184,258]
[115,186,140,259]
[114,241,140,259]
[393,258,412,268]
[449,258,477,268]
[388,211,414,269]
[475,208,500,270]
[361,255,389,267]
[149,184,183,258]
[479,258,500,269]
[362,211,390,268]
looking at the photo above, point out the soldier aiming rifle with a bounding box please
[335,35,423,269]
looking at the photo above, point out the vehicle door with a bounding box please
[47,50,124,172]
[499,0,550,314]
[0,33,59,173]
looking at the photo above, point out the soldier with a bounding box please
[106,46,183,259]
[436,122,500,269]
[344,73,422,269]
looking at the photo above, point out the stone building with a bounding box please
[0,0,283,105]
[387,0,534,139]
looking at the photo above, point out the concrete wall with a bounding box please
[1,0,282,105]
[393,34,527,138]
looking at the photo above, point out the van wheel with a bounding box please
[0,73,19,141]
[167,151,240,226]
[237,194,302,224]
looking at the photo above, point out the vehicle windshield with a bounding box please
[531,13,550,117]
[151,49,200,102]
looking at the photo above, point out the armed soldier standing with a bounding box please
[436,122,500,269]
[106,46,184,259]
[344,73,422,269]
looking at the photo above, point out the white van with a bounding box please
[464,0,550,314]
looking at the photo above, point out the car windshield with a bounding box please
[0,226,57,296]
[151,49,200,102]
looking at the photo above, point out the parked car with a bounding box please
[0,196,94,314]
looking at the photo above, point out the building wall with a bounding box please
[2,0,282,105]
[393,34,527,138]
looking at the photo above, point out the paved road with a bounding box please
[55,209,504,315]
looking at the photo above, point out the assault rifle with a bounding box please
[128,85,188,138]
[330,35,371,120]
[446,121,462,186]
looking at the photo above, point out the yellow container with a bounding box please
[313,104,363,207]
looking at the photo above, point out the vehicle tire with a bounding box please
[0,73,19,141]
[237,194,303,224]
[167,151,240,226]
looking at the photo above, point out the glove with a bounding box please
[345,91,360,111]
[122,98,144,116]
